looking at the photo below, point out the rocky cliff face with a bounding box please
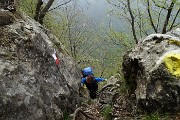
[0,12,81,120]
[122,28,180,113]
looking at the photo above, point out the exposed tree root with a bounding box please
[73,107,95,120]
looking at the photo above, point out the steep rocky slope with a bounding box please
[0,11,81,120]
[74,28,180,120]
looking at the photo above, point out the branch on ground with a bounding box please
[73,107,95,120]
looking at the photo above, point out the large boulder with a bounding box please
[0,13,81,120]
[122,28,180,113]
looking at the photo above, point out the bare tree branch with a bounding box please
[137,1,143,38]
[34,0,72,24]
[48,0,72,12]
[169,7,180,31]
[38,0,55,24]
[107,0,121,8]
[127,0,138,43]
[170,23,180,28]
[147,0,157,33]
[156,7,163,31]
[73,108,95,120]
[162,1,174,33]
[152,0,167,10]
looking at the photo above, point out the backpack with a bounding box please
[82,67,94,77]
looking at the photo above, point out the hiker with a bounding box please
[81,67,106,99]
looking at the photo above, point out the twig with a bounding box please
[48,0,72,12]
[73,107,95,120]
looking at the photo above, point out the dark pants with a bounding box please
[85,82,98,99]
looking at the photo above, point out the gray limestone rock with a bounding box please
[0,13,81,120]
[122,28,180,113]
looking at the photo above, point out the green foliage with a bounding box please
[19,0,37,17]
[143,114,160,120]
[108,0,180,39]
[90,26,134,78]
[63,111,71,120]
[18,0,134,80]
[77,23,135,79]
[119,82,128,93]
[101,105,113,120]
[141,113,169,120]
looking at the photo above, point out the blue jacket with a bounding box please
[81,77,105,84]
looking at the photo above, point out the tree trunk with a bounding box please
[38,0,54,24]
[162,1,174,34]
[34,0,43,21]
[34,0,73,24]
[127,0,138,44]
[147,0,157,33]
[169,7,180,31]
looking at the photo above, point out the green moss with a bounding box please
[63,111,71,120]
[101,105,113,120]
[141,112,170,120]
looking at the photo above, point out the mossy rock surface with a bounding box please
[122,28,180,113]
[0,11,15,26]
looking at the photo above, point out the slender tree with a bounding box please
[34,0,72,24]
[161,1,174,33]
[107,0,180,43]
[127,0,138,43]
